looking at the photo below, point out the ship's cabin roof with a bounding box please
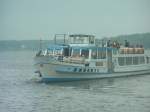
[69,34,94,37]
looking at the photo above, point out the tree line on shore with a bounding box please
[0,32,150,51]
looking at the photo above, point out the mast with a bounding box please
[36,38,42,56]
[54,35,56,44]
[40,38,42,50]
[64,34,66,44]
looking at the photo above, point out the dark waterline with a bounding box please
[0,51,150,112]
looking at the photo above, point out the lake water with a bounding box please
[0,51,150,112]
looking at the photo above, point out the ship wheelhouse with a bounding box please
[69,34,95,46]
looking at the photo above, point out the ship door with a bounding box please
[63,48,69,56]
[107,49,113,73]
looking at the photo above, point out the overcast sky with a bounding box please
[0,0,150,40]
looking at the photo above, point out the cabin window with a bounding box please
[97,50,106,59]
[63,48,69,56]
[79,68,82,72]
[91,49,97,59]
[78,37,84,44]
[74,68,77,72]
[118,57,125,66]
[69,35,94,44]
[81,49,89,58]
[89,37,94,44]
[73,37,77,43]
[90,48,107,59]
[126,57,132,65]
[72,36,84,44]
[72,49,80,57]
[70,37,76,44]
[133,57,138,65]
[139,57,145,64]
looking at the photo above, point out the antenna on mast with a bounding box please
[40,38,42,50]
[36,38,42,56]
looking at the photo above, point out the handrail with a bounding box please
[54,34,67,44]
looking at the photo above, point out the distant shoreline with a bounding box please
[0,33,150,50]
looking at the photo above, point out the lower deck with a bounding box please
[34,60,150,78]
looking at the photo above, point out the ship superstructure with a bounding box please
[34,34,150,82]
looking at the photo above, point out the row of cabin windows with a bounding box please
[47,49,108,59]
[118,57,146,66]
[72,49,107,59]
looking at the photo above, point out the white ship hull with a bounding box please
[34,61,150,82]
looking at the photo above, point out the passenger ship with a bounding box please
[34,34,150,82]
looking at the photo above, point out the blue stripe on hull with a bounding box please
[39,69,150,82]
[41,77,87,82]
